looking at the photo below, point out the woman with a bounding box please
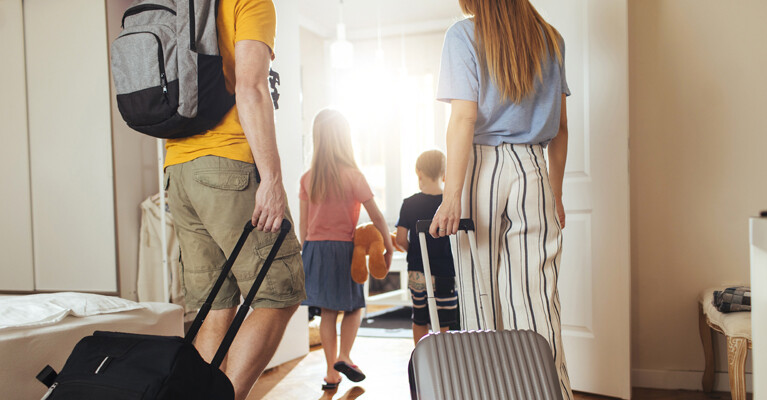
[429,0,572,398]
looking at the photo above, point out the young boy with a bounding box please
[396,150,458,344]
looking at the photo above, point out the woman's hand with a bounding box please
[429,192,462,238]
[555,195,566,229]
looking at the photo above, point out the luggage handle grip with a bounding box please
[242,218,291,234]
[415,218,474,234]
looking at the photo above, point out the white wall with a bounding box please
[629,0,767,391]
[274,0,305,216]
[299,27,329,168]
[272,0,310,364]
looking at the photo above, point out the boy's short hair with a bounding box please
[416,149,446,180]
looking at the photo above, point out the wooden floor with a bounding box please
[246,337,741,400]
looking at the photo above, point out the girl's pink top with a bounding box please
[300,167,374,242]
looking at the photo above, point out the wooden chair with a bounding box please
[698,288,751,399]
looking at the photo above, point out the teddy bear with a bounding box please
[351,223,389,284]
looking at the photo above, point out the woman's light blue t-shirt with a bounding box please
[437,19,570,147]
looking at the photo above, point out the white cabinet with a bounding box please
[0,0,35,291]
[24,0,117,292]
[0,0,124,293]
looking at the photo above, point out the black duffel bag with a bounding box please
[36,220,292,399]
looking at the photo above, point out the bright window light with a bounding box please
[331,58,437,223]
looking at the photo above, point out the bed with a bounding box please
[0,298,183,399]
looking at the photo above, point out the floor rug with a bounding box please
[353,306,413,339]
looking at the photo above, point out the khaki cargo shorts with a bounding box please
[165,155,306,310]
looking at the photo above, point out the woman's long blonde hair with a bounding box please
[459,0,563,103]
[308,109,359,203]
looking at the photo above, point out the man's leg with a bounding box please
[195,307,237,365]
[225,304,299,400]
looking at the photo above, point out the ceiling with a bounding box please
[298,0,464,38]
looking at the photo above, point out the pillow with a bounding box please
[0,298,69,330]
[46,292,144,317]
[0,292,144,330]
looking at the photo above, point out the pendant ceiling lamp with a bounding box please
[330,0,354,69]
[375,0,384,63]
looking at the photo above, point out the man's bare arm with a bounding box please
[235,40,284,233]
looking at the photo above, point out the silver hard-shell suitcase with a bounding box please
[408,219,564,400]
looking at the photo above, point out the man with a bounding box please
[163,1,305,399]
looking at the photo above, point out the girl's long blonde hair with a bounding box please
[459,0,563,103]
[308,109,359,203]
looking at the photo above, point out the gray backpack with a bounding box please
[112,0,277,139]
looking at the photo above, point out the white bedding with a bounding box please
[0,301,182,400]
[0,292,144,330]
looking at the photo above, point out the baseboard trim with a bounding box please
[632,369,753,393]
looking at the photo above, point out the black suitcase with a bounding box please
[408,219,564,400]
[35,219,292,400]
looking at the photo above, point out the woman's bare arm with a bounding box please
[429,99,477,238]
[547,94,568,228]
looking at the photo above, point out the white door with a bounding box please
[532,0,632,398]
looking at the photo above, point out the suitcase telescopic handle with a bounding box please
[184,219,292,356]
[415,218,474,234]
[415,218,493,333]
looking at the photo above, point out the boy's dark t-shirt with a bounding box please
[396,193,455,276]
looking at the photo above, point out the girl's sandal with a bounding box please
[333,361,366,382]
[322,378,342,391]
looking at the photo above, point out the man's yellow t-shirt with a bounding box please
[164,0,276,167]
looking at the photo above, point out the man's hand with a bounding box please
[252,178,285,233]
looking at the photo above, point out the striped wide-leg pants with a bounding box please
[455,143,573,400]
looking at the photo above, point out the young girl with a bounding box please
[299,109,394,391]
[430,0,573,398]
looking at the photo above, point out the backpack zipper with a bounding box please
[118,31,168,97]
[188,0,196,51]
[121,4,176,28]
[40,382,57,400]
[161,73,168,97]
[94,356,111,374]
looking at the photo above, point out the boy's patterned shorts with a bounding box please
[408,271,458,327]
